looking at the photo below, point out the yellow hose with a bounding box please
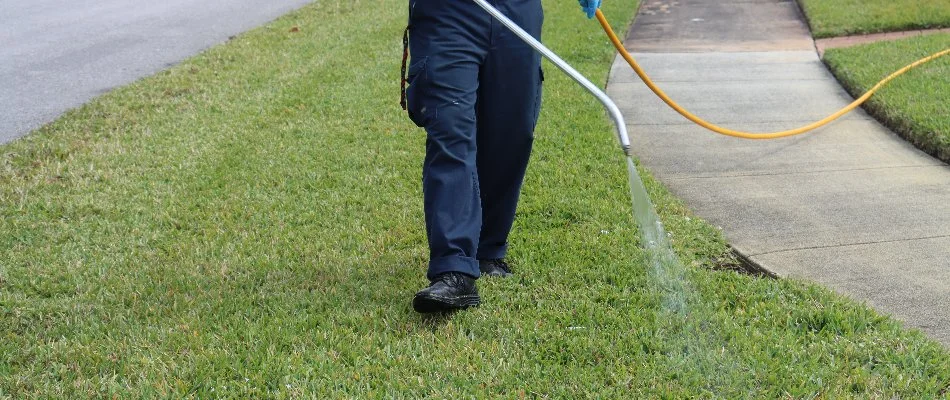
[595,9,950,139]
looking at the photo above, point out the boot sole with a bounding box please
[412,294,481,313]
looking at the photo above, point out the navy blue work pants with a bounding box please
[405,0,543,280]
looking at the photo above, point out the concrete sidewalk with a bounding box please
[606,0,950,345]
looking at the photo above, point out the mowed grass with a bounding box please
[2,0,950,397]
[824,34,950,162]
[797,0,950,38]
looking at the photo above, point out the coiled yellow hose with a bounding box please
[595,9,950,139]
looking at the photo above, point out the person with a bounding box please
[402,0,601,313]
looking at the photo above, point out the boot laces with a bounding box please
[432,272,467,287]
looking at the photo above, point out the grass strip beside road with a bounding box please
[797,0,950,38]
[824,33,950,162]
[2,0,950,397]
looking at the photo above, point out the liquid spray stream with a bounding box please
[626,156,689,313]
[467,2,763,376]
[471,0,692,313]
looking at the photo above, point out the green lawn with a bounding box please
[2,0,950,397]
[824,34,950,162]
[797,0,950,38]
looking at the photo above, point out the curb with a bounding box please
[729,245,779,279]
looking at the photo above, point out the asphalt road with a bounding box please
[0,0,314,144]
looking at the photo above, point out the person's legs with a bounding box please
[406,0,490,281]
[475,0,544,262]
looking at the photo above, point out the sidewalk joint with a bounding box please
[665,164,950,181]
[749,234,950,257]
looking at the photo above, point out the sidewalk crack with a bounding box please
[665,164,950,181]
[749,234,950,257]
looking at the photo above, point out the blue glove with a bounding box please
[578,0,601,19]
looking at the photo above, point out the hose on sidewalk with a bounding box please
[594,9,950,139]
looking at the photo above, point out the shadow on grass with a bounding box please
[415,310,456,331]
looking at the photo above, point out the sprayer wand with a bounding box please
[470,0,632,156]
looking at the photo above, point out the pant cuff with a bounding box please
[428,255,480,281]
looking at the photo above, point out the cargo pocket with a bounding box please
[406,56,430,128]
